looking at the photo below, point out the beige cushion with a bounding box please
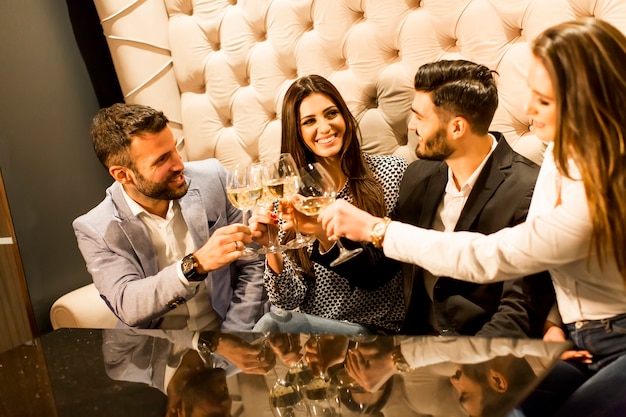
[92,0,626,168]
[50,283,118,329]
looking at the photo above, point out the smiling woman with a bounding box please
[298,93,346,161]
[249,74,408,335]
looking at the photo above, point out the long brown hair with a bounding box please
[532,18,626,281]
[280,75,386,273]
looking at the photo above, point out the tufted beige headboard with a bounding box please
[92,0,626,169]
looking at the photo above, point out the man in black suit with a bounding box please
[394,60,554,337]
[322,60,554,337]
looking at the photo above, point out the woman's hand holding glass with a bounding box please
[267,153,315,250]
[292,162,363,266]
[250,154,302,253]
[249,204,279,249]
[277,200,325,238]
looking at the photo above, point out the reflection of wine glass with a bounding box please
[266,334,308,417]
[301,335,341,416]
[285,359,314,392]
[268,153,314,250]
[294,163,363,267]
[350,334,378,350]
[226,163,263,260]
[269,369,307,417]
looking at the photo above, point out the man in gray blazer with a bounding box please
[73,103,266,331]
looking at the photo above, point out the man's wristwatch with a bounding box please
[181,253,208,282]
[370,217,392,248]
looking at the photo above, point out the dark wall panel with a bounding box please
[0,0,118,334]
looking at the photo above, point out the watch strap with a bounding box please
[182,253,208,282]
[371,217,392,248]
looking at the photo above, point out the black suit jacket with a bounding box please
[396,133,554,337]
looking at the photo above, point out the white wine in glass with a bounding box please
[256,162,285,254]
[270,153,315,250]
[265,176,300,201]
[226,163,263,260]
[294,162,363,267]
[291,196,335,217]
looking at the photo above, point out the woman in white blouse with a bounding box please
[319,17,626,417]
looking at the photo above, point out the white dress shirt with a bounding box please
[122,189,219,331]
[395,336,564,417]
[424,135,497,302]
[383,142,626,324]
[399,336,564,368]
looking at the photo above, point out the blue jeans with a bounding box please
[252,310,372,335]
[552,354,626,417]
[567,312,626,370]
[522,313,626,417]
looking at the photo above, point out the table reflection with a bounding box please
[100,330,568,417]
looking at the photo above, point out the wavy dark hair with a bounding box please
[280,75,386,274]
[280,74,386,215]
[533,18,626,281]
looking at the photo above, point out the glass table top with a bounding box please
[0,328,570,417]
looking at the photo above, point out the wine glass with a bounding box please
[293,162,363,267]
[256,161,285,254]
[267,153,315,250]
[226,163,263,260]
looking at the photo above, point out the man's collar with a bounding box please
[120,185,173,217]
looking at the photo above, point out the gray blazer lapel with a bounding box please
[110,185,159,277]
[179,186,210,250]
[179,182,233,318]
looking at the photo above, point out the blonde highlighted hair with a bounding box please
[533,18,626,281]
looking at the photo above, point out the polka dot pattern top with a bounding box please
[264,154,408,332]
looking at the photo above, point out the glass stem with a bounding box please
[266,205,278,248]
[292,213,304,241]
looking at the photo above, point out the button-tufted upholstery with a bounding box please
[92,0,626,168]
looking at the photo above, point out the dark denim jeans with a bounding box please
[567,312,626,371]
[522,313,626,417]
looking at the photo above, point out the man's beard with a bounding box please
[415,127,454,161]
[134,170,189,200]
